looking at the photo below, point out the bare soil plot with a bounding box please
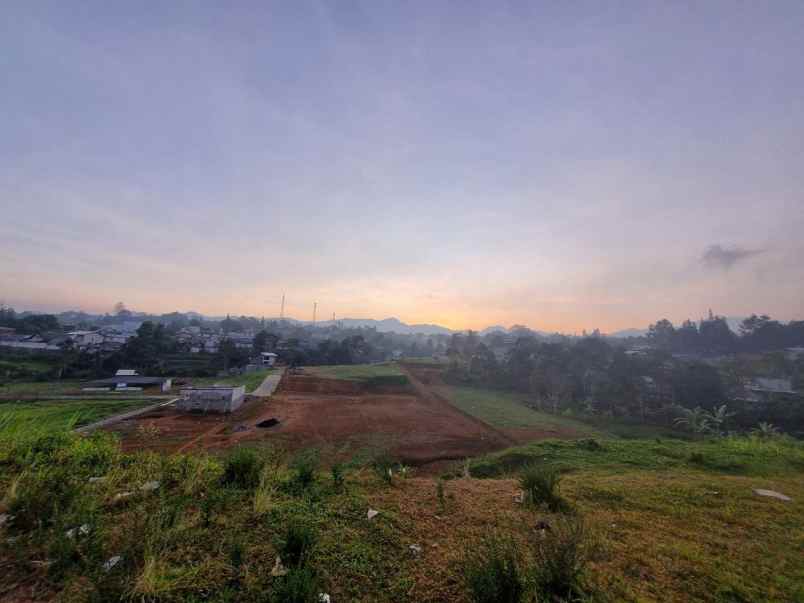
[108,371,513,465]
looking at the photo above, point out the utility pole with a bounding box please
[280,293,285,320]
[312,302,317,325]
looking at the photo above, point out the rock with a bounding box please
[114,491,133,501]
[753,489,792,502]
[103,556,122,571]
[318,594,331,603]
[88,476,106,483]
[409,544,423,555]
[66,524,90,538]
[271,555,288,577]
[141,481,160,492]
[513,491,524,504]
[367,509,379,521]
[0,514,11,528]
[535,520,551,532]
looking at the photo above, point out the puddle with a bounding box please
[257,418,280,428]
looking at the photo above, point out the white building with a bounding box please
[260,352,278,367]
[68,330,104,349]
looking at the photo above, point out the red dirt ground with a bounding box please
[106,364,582,466]
[106,369,515,465]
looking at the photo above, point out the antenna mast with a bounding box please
[280,293,285,320]
[313,302,317,325]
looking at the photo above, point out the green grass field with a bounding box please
[0,398,161,431]
[444,385,600,434]
[190,368,277,393]
[0,379,85,397]
[305,362,405,381]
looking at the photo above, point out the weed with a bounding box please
[254,468,280,515]
[688,451,706,465]
[464,535,525,603]
[271,566,320,603]
[288,450,319,493]
[519,465,566,512]
[532,515,595,601]
[277,520,317,568]
[331,463,345,491]
[222,447,264,489]
[372,454,396,485]
[436,478,446,513]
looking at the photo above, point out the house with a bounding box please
[177,386,246,413]
[260,352,278,367]
[86,375,173,392]
[68,330,104,349]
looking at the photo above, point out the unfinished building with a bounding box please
[177,385,246,413]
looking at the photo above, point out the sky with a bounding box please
[2,1,803,333]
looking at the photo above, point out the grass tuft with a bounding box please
[464,534,525,603]
[519,464,567,512]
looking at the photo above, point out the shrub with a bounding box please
[436,478,446,513]
[532,516,595,601]
[688,451,706,465]
[464,535,525,603]
[576,438,603,452]
[278,521,317,568]
[221,447,264,489]
[519,465,566,512]
[271,566,320,603]
[288,450,319,493]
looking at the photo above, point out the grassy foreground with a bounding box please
[0,428,802,602]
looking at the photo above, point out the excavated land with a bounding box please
[106,369,514,465]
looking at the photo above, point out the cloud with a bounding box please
[701,244,764,270]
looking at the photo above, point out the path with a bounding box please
[74,398,178,434]
[252,368,285,396]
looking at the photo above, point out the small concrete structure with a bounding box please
[261,352,278,367]
[177,386,246,413]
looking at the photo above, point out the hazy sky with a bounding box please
[2,2,803,332]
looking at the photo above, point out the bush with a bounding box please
[278,521,317,568]
[519,465,566,512]
[271,566,320,603]
[576,438,603,452]
[464,535,525,603]
[532,516,594,601]
[221,447,263,489]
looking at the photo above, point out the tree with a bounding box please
[647,319,676,350]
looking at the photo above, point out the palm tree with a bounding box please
[673,406,710,435]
